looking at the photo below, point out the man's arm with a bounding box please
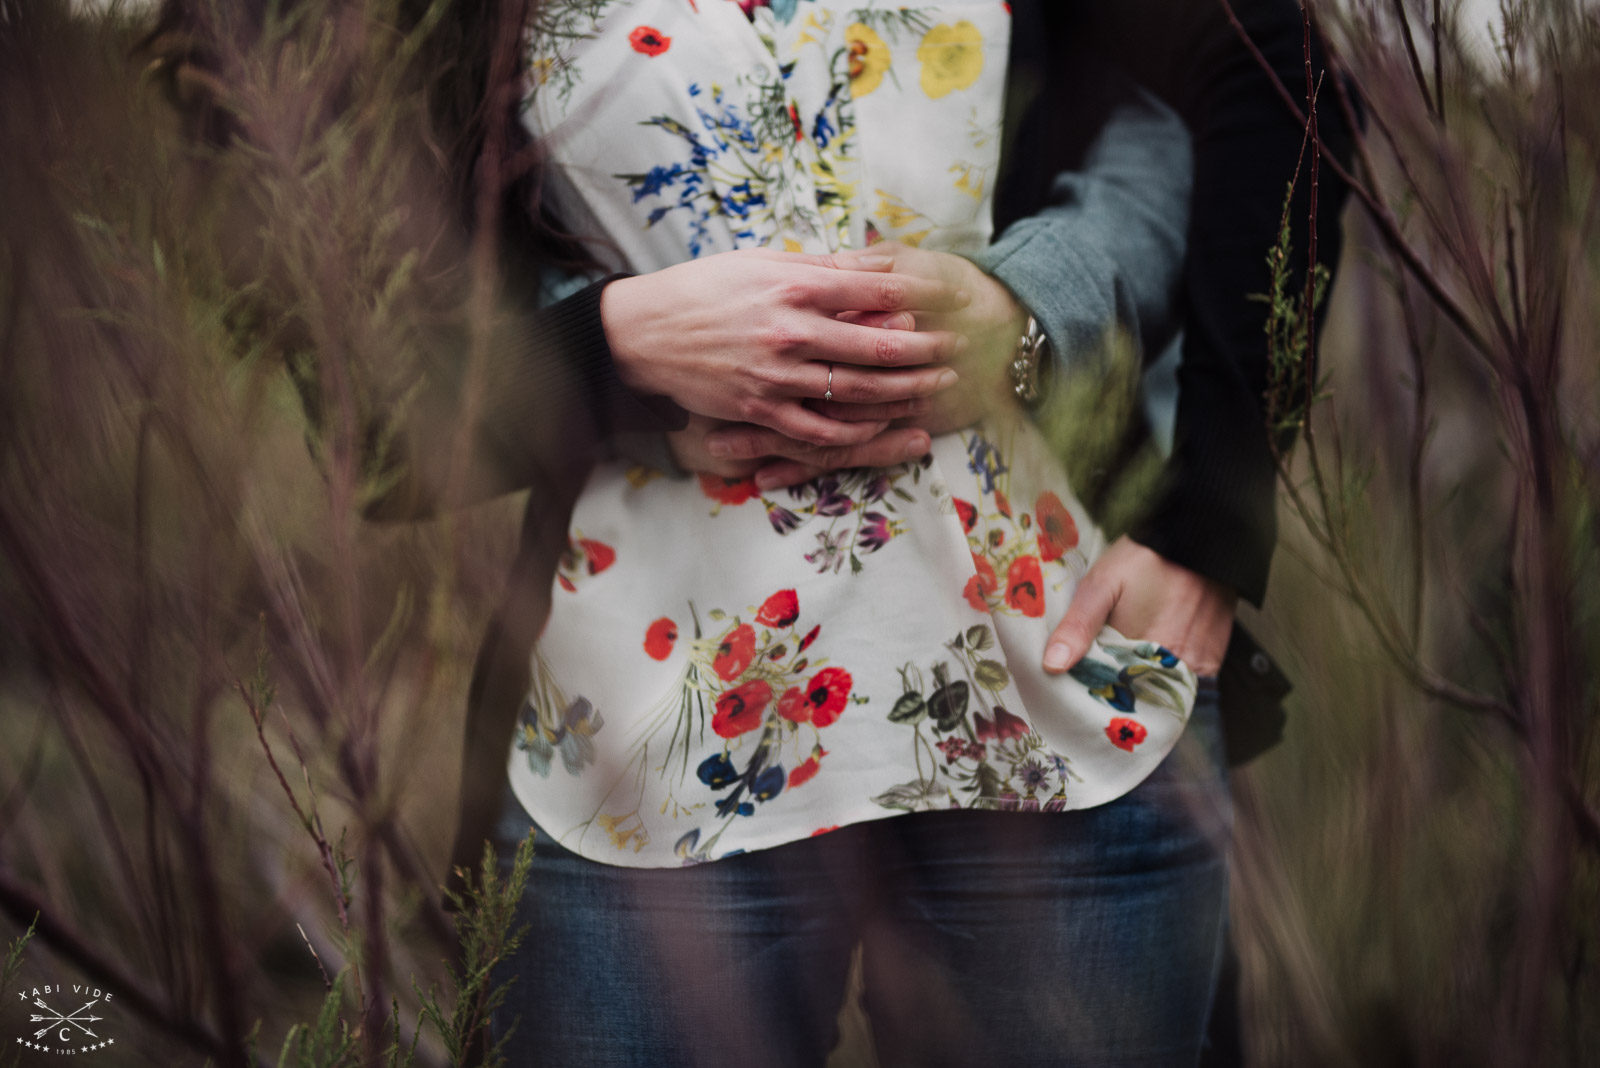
[1068,0,1356,607]
[968,71,1193,393]
[362,272,686,521]
[705,69,1197,483]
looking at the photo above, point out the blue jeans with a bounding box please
[487,686,1230,1068]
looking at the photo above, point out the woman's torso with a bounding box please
[506,0,1197,866]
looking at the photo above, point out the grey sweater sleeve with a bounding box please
[965,81,1193,381]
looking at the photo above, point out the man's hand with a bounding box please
[846,241,1029,437]
[698,242,1028,488]
[668,413,933,489]
[1043,537,1236,678]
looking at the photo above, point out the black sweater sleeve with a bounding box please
[364,274,687,521]
[1065,0,1354,606]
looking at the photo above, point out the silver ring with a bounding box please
[824,363,834,403]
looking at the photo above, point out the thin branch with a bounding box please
[296,922,333,992]
[236,678,352,936]
[1388,0,1438,120]
[1431,0,1446,124]
[1502,198,1525,340]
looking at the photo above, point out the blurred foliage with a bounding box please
[0,0,1596,1066]
[1233,0,1600,1064]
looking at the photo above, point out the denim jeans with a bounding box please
[487,685,1230,1068]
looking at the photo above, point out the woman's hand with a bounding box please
[601,247,969,448]
[1042,537,1236,679]
[703,241,1028,487]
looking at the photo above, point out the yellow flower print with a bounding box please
[917,20,984,100]
[845,23,891,97]
[875,190,922,231]
[874,191,932,247]
[625,465,662,489]
[598,811,650,853]
[951,161,985,201]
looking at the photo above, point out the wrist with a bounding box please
[599,275,656,395]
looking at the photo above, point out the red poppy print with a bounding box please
[557,574,576,593]
[994,489,1012,518]
[628,25,671,56]
[1034,491,1079,562]
[1105,716,1149,752]
[964,552,998,611]
[788,101,804,141]
[699,473,759,507]
[644,617,678,660]
[798,624,820,653]
[954,497,978,532]
[578,538,615,575]
[1005,555,1045,618]
[788,749,826,788]
[757,589,800,629]
[810,825,840,837]
[777,686,808,723]
[804,667,853,728]
[713,623,756,680]
[712,679,772,738]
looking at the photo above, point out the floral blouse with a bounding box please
[508,0,1198,866]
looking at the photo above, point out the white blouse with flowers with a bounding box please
[506,0,1198,867]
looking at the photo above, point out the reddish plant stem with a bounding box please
[1430,0,1445,124]
[1215,0,1498,364]
[1387,0,1436,120]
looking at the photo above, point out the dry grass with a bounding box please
[0,1,1596,1065]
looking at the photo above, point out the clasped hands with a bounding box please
[600,245,1234,677]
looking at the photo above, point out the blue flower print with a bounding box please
[966,434,1009,493]
[516,696,605,777]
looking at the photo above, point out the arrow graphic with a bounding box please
[30,997,102,1040]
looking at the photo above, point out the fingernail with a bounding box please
[907,397,932,414]
[857,254,893,269]
[889,311,915,330]
[955,288,971,305]
[755,471,783,491]
[937,370,959,390]
[707,439,731,459]
[954,335,969,355]
[904,431,931,457]
[1043,641,1073,673]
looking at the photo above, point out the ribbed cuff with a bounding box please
[545,274,689,438]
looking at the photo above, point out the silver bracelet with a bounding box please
[1010,315,1045,404]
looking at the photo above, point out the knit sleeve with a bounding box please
[364,274,687,520]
